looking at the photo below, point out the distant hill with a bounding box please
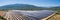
[49,6,60,10]
[0,4,60,10]
[0,4,46,10]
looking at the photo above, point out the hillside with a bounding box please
[49,6,60,10]
[0,4,60,10]
[0,4,45,10]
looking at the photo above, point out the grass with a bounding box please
[56,10,60,12]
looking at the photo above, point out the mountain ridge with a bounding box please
[0,4,45,10]
[0,4,60,10]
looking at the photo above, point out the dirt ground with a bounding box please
[0,11,5,16]
[48,13,60,20]
[55,14,60,20]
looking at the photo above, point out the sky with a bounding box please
[0,0,60,7]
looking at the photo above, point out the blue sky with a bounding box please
[0,0,60,7]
